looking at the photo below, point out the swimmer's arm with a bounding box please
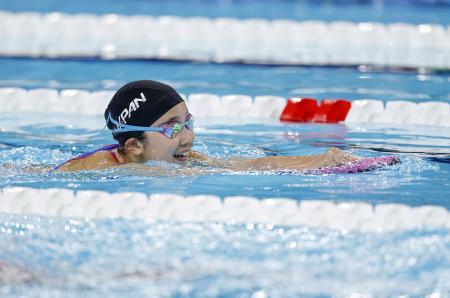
[120,148,359,174]
[189,151,312,169]
[190,148,359,171]
[188,151,223,165]
[231,155,322,171]
[238,148,359,170]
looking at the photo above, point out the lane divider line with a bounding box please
[0,187,448,232]
[0,87,448,126]
[0,11,449,69]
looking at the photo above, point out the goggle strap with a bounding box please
[111,127,164,134]
[107,113,164,134]
[106,113,193,136]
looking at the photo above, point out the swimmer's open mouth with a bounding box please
[173,152,188,161]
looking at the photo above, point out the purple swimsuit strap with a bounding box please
[53,144,121,171]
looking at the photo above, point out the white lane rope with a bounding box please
[0,87,449,126]
[0,187,448,232]
[0,11,449,69]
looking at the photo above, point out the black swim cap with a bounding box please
[104,80,184,145]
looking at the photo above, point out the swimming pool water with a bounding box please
[1,58,449,101]
[1,63,450,297]
[1,213,449,297]
[0,0,449,296]
[0,110,449,208]
[1,0,450,24]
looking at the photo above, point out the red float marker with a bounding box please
[280,98,352,123]
[311,99,336,123]
[280,98,318,122]
[311,99,351,123]
[327,99,351,123]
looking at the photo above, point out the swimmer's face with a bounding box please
[140,102,194,165]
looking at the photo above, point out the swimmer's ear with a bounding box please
[123,138,145,156]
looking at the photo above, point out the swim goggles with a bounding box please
[106,112,194,139]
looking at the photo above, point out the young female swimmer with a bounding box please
[55,80,358,172]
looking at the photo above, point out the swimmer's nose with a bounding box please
[179,125,195,148]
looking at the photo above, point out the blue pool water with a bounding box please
[1,214,449,297]
[0,59,449,296]
[0,108,449,207]
[1,58,449,101]
[1,0,450,24]
[0,0,449,297]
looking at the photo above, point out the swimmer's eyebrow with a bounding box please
[160,116,181,125]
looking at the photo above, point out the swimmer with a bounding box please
[55,80,358,172]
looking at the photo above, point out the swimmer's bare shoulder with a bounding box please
[56,150,207,173]
[57,151,119,172]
